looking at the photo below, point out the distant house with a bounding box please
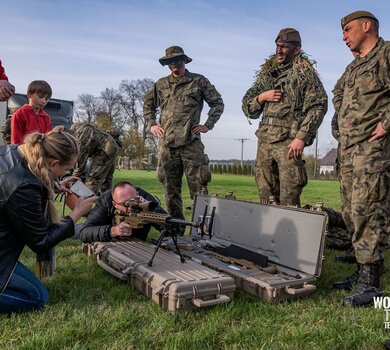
[319,148,337,174]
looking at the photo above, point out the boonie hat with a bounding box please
[341,10,378,28]
[159,46,192,66]
[275,28,301,44]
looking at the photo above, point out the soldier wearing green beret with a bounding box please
[143,46,224,226]
[242,28,328,206]
[332,11,390,307]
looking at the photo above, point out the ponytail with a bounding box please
[18,126,79,223]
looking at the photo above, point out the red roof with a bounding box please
[320,148,337,166]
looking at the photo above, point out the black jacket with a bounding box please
[0,145,74,292]
[79,188,165,242]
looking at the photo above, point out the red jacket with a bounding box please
[0,60,8,81]
[11,104,52,144]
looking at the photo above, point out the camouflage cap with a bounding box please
[159,46,192,66]
[341,10,378,28]
[275,28,301,44]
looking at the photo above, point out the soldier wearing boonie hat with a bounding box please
[144,46,224,225]
[242,28,327,207]
[158,46,192,66]
[332,10,390,308]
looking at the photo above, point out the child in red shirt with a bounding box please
[11,80,53,144]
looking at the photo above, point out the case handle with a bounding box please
[191,294,231,308]
[97,258,128,281]
[285,283,316,295]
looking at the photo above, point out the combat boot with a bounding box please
[342,261,383,307]
[334,247,356,264]
[333,265,360,291]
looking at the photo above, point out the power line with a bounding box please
[235,138,249,168]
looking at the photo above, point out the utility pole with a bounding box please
[235,138,249,168]
[313,132,318,179]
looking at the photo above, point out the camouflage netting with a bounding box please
[247,51,319,98]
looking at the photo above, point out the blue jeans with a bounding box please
[0,262,48,313]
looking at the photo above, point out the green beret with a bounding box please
[275,28,301,44]
[341,10,378,28]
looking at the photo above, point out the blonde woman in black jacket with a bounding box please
[0,126,96,313]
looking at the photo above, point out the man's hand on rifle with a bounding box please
[110,221,132,238]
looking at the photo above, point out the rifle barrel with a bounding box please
[166,217,198,227]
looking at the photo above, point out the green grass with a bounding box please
[1,170,388,349]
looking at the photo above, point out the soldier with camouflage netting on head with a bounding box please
[70,123,121,195]
[144,46,224,228]
[242,28,328,206]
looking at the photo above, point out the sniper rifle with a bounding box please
[115,199,201,266]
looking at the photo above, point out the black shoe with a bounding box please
[342,286,382,307]
[384,339,390,350]
[342,262,383,307]
[333,268,359,291]
[334,248,356,264]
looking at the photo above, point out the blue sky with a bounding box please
[1,0,389,159]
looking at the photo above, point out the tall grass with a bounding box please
[1,171,387,350]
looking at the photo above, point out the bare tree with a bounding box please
[119,78,154,140]
[99,88,124,131]
[121,128,146,159]
[74,93,101,124]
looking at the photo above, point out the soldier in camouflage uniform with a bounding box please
[332,11,390,307]
[70,123,120,195]
[144,46,224,222]
[242,28,327,206]
[331,50,360,264]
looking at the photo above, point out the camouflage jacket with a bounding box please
[70,123,119,157]
[333,38,390,149]
[143,70,224,147]
[242,53,327,145]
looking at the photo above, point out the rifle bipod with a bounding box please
[148,226,186,266]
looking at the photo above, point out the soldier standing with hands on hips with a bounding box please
[144,46,224,229]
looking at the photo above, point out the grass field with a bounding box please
[1,170,388,349]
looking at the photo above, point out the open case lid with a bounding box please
[191,195,328,276]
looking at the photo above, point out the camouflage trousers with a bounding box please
[157,139,211,220]
[75,150,117,195]
[319,206,352,250]
[255,139,308,206]
[327,227,352,250]
[339,137,390,264]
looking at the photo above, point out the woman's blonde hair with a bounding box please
[19,126,79,223]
